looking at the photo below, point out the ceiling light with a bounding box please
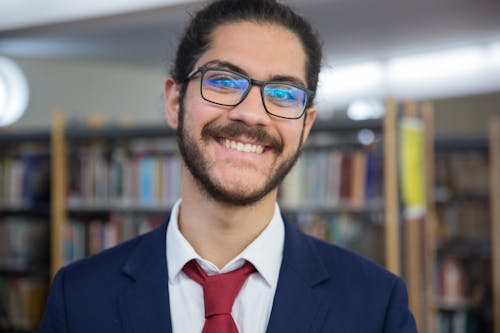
[317,62,384,109]
[0,57,29,127]
[357,128,376,146]
[387,47,484,84]
[489,41,500,65]
[319,62,384,95]
[347,99,384,121]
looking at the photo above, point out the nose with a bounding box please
[227,85,272,126]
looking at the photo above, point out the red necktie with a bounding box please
[182,259,256,333]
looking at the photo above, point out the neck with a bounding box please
[178,170,277,269]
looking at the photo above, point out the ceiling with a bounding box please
[1,0,500,68]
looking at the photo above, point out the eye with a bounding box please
[265,85,304,106]
[203,71,248,93]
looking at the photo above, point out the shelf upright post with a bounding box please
[491,117,500,333]
[402,101,422,331]
[51,109,67,279]
[421,101,437,333]
[384,97,400,275]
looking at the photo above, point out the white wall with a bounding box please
[8,56,500,137]
[13,57,167,129]
[434,92,500,138]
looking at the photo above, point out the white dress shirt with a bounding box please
[166,199,285,333]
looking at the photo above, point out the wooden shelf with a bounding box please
[490,117,500,333]
[61,119,382,140]
[0,265,48,279]
[435,137,489,152]
[435,297,476,312]
[65,124,175,140]
[0,328,37,333]
[436,239,491,258]
[0,204,50,217]
[280,200,385,214]
[0,129,50,143]
[66,202,173,215]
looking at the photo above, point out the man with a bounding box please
[40,0,417,332]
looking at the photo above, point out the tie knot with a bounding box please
[182,260,256,318]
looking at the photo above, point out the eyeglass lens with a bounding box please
[201,69,306,118]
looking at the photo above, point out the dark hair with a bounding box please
[171,0,322,106]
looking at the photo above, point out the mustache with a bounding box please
[201,122,283,152]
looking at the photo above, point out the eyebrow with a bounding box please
[201,59,307,88]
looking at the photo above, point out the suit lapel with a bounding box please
[118,223,172,333]
[266,218,330,333]
[115,215,331,333]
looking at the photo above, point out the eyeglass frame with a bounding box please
[184,66,314,120]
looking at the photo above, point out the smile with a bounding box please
[220,138,265,154]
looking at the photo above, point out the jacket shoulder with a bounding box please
[303,234,417,332]
[62,223,166,281]
[307,234,396,282]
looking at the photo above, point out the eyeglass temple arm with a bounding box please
[185,67,201,81]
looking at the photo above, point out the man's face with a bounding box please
[168,21,316,206]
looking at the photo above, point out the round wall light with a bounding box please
[0,57,29,127]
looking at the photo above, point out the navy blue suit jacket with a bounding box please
[39,218,417,332]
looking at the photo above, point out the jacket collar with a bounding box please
[117,215,331,333]
[266,217,331,332]
[119,223,172,333]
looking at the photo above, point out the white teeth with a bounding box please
[244,144,254,152]
[221,139,264,154]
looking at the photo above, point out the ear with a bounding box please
[301,107,317,144]
[164,76,182,129]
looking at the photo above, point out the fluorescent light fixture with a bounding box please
[0,77,6,118]
[319,62,384,95]
[317,62,384,109]
[0,57,29,127]
[489,41,500,65]
[387,47,484,84]
[347,99,385,121]
[317,41,500,112]
[0,0,200,30]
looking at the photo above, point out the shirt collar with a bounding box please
[166,199,284,287]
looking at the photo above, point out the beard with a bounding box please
[176,102,305,206]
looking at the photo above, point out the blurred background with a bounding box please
[1,0,500,132]
[1,1,500,332]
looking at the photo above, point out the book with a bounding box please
[0,217,49,270]
[0,277,47,331]
[68,139,182,207]
[279,149,382,209]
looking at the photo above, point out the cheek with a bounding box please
[279,122,304,147]
[183,89,229,125]
[181,96,223,139]
[181,88,204,126]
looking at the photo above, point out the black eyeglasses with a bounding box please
[185,66,313,119]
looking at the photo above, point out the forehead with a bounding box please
[196,21,307,83]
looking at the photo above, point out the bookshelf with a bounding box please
[0,129,51,333]
[46,112,393,271]
[384,98,401,275]
[3,103,443,331]
[433,134,494,332]
[3,102,450,333]
[490,117,500,333]
[390,100,437,333]
[280,132,386,264]
[50,113,179,272]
